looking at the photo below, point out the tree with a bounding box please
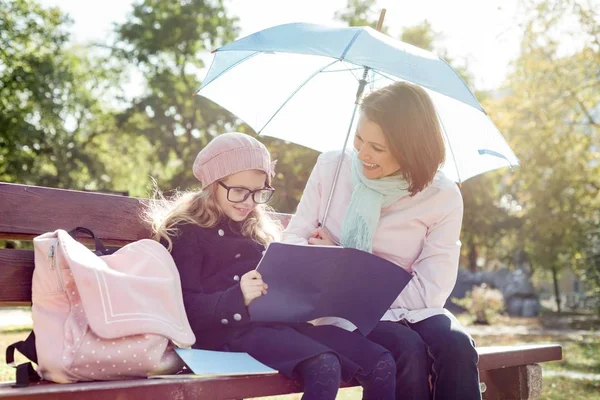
[0,0,68,183]
[0,0,123,192]
[460,174,521,271]
[399,20,436,52]
[111,0,240,193]
[488,0,600,312]
[578,219,600,311]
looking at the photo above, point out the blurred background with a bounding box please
[1,0,598,398]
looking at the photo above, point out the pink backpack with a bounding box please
[8,228,195,384]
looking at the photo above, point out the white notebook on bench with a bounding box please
[150,348,278,379]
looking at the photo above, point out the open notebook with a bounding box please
[149,348,278,379]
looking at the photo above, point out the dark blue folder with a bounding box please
[248,242,413,335]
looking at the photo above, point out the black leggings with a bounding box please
[296,353,341,400]
[356,352,396,400]
[296,352,396,400]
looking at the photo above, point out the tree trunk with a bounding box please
[552,265,561,313]
[468,243,478,273]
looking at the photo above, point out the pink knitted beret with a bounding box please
[192,132,276,189]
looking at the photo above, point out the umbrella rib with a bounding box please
[198,51,260,91]
[439,58,485,113]
[321,67,364,74]
[257,59,341,134]
[340,29,364,60]
[371,66,484,113]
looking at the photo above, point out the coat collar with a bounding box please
[213,217,244,237]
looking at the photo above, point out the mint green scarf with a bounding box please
[340,152,411,253]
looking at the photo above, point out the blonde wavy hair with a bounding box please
[142,182,282,251]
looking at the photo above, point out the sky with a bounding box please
[38,0,529,91]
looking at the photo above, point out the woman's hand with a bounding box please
[308,227,337,246]
[240,270,268,306]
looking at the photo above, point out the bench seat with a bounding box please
[0,183,562,399]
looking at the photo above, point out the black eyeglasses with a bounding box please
[218,181,275,204]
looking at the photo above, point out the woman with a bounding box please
[144,132,396,400]
[283,82,481,400]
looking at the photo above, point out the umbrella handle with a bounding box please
[376,9,387,31]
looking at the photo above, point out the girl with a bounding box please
[145,132,396,400]
[284,82,481,400]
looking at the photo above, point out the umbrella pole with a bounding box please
[320,74,368,227]
[320,9,386,229]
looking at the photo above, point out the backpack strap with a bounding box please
[68,226,119,255]
[68,227,107,254]
[13,363,39,388]
[6,331,37,364]
[6,332,40,387]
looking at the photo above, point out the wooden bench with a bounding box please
[0,182,562,399]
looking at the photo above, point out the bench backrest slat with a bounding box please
[0,249,33,305]
[0,183,149,244]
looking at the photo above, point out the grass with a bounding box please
[542,377,600,400]
[0,331,30,382]
[1,315,598,399]
[472,334,600,375]
[471,334,600,400]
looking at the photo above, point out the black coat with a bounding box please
[165,220,264,350]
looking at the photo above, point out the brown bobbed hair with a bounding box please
[360,81,446,195]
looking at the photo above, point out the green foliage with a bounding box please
[1,0,73,183]
[487,0,600,308]
[399,20,436,52]
[454,284,505,324]
[576,220,600,310]
[334,0,388,33]
[460,173,522,269]
[0,0,127,191]
[111,0,240,193]
[0,0,69,179]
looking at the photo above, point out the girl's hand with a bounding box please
[308,227,337,246]
[240,270,268,306]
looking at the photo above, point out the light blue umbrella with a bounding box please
[197,23,519,222]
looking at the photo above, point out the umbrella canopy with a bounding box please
[198,22,519,183]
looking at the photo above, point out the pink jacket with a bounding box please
[283,150,464,328]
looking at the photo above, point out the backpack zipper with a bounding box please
[47,241,65,292]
